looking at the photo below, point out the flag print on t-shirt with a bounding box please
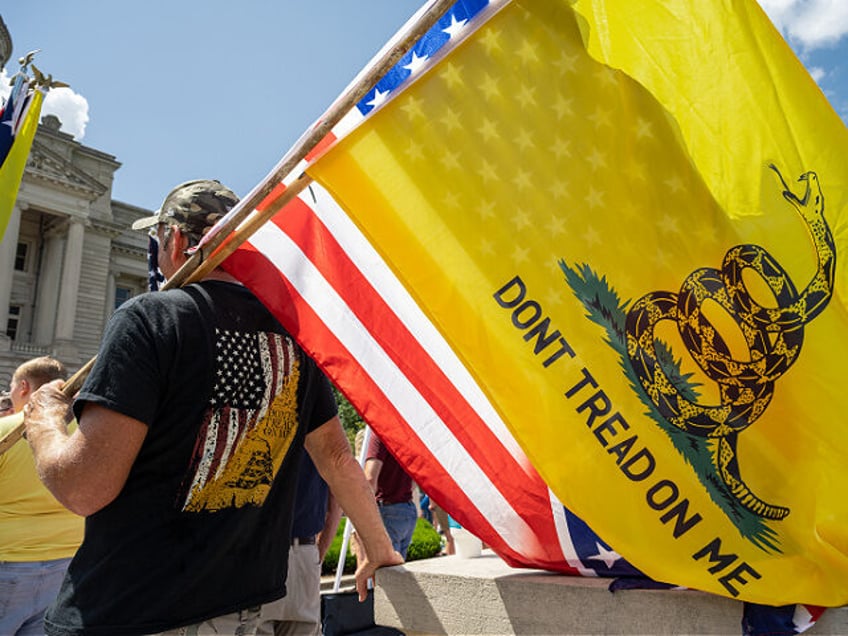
[178,328,300,512]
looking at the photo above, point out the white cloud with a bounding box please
[0,70,10,101]
[758,0,848,50]
[0,68,89,140]
[809,66,826,83]
[43,87,89,140]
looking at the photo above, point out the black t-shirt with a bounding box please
[44,281,337,636]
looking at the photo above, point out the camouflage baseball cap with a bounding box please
[131,179,239,241]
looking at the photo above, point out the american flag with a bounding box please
[147,234,165,291]
[220,1,824,632]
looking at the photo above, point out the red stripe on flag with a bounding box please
[304,131,338,163]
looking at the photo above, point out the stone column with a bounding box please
[105,271,116,319]
[53,217,84,358]
[32,229,65,345]
[0,202,25,351]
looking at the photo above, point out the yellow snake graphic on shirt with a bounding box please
[562,166,836,551]
[178,330,300,512]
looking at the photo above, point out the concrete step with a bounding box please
[373,550,848,635]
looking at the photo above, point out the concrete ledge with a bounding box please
[374,551,848,635]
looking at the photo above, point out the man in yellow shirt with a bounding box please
[0,357,83,636]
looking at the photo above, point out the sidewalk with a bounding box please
[320,573,356,593]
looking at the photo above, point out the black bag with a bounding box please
[320,589,405,636]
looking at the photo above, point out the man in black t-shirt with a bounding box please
[23,180,402,636]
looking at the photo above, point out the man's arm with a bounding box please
[305,416,403,600]
[24,379,147,516]
[363,457,383,493]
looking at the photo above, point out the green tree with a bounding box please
[332,386,364,449]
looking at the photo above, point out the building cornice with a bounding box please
[37,120,122,169]
[89,219,124,239]
[26,139,109,200]
[112,242,147,259]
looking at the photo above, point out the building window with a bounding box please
[114,286,133,310]
[14,243,28,271]
[6,305,20,339]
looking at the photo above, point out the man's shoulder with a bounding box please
[107,288,209,339]
[120,286,211,314]
[122,282,260,313]
[121,287,190,308]
[114,282,282,340]
[0,411,24,438]
[366,433,387,458]
[188,280,267,307]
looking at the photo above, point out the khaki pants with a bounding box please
[259,543,322,636]
[149,606,262,636]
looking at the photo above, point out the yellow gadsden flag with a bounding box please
[308,0,848,605]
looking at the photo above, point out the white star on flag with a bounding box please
[403,51,430,75]
[366,88,390,109]
[588,543,622,569]
[443,14,467,39]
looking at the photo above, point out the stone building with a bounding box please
[0,17,151,384]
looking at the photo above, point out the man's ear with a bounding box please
[18,378,30,400]
[168,227,190,261]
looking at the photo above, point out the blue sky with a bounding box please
[0,2,422,210]
[1,1,847,212]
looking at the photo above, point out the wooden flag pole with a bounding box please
[165,0,456,290]
[183,173,313,285]
[0,175,313,456]
[0,0,456,456]
[0,175,310,457]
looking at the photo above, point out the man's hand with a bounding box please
[23,379,71,441]
[24,384,147,516]
[354,546,404,601]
